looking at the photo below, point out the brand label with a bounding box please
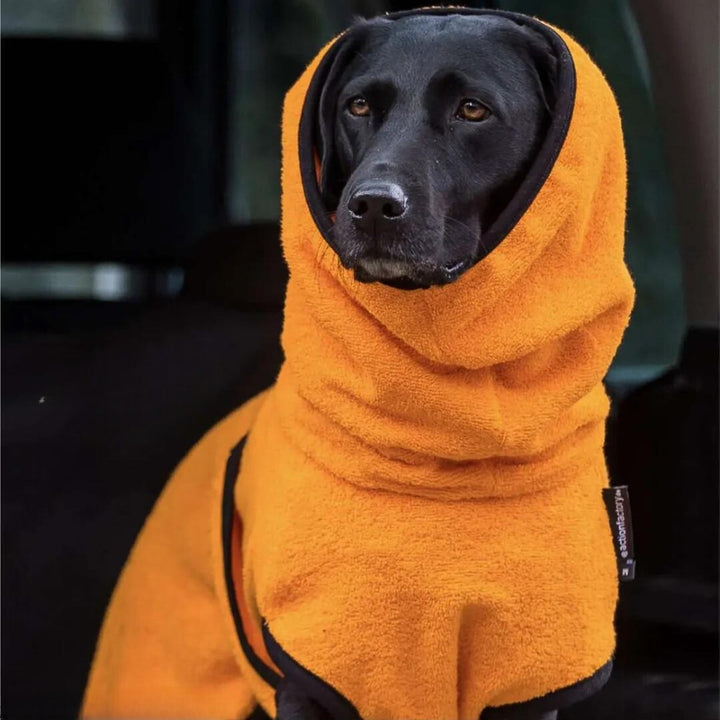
[602,485,636,581]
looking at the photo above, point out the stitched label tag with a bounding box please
[602,485,636,581]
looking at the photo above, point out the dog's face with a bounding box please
[317,14,557,289]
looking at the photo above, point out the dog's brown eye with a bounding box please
[348,96,371,117]
[456,99,490,122]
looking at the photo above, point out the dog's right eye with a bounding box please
[347,96,371,117]
[455,99,491,122]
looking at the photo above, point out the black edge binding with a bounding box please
[262,621,362,720]
[222,437,282,688]
[480,660,614,719]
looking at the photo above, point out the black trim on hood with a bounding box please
[298,8,576,263]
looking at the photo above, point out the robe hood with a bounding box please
[275,7,635,501]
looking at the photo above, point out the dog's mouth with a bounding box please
[353,257,471,290]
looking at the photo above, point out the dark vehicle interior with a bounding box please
[2,1,717,718]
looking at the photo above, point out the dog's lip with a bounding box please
[352,256,472,289]
[377,275,431,290]
[355,257,417,279]
[442,258,470,277]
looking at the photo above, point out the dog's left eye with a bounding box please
[348,96,371,117]
[456,99,491,122]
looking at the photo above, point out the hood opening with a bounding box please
[297,7,576,264]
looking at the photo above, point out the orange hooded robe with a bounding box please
[82,8,635,720]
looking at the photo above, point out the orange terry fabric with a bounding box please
[83,10,634,720]
[81,394,269,718]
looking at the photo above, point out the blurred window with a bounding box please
[2,0,156,39]
[227,0,384,221]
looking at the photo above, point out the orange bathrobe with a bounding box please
[82,8,635,719]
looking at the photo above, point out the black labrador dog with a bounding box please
[317,14,557,290]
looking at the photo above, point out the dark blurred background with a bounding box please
[1,1,718,718]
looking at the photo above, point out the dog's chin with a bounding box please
[353,257,471,290]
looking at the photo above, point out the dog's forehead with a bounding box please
[387,13,526,38]
[347,14,538,83]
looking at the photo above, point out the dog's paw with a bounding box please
[275,679,333,720]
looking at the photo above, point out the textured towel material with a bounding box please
[82,8,634,720]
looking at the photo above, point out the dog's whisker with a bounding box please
[444,215,489,258]
[443,215,477,239]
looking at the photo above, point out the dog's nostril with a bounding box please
[348,198,369,217]
[382,201,403,218]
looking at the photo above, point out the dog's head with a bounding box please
[316,14,558,289]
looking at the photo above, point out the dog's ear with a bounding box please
[316,19,387,209]
[522,27,559,115]
[315,32,361,209]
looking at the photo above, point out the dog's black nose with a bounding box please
[348,182,407,230]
